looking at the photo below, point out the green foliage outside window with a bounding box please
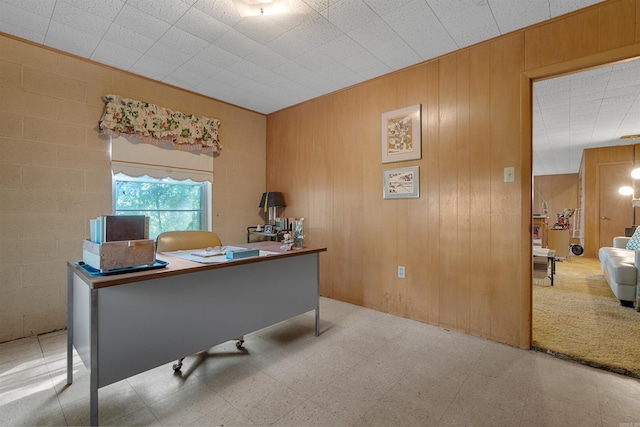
[114,175,206,239]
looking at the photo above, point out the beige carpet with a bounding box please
[533,256,640,378]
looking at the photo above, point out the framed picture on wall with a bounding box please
[381,104,422,163]
[383,166,420,199]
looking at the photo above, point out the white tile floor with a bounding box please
[1,297,640,426]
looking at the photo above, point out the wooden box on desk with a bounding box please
[82,239,155,272]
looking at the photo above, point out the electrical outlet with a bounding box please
[398,266,405,278]
[504,167,515,183]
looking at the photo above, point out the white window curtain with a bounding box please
[111,136,213,182]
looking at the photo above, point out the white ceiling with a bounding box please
[533,59,640,176]
[2,0,638,175]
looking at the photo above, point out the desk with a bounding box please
[67,242,326,426]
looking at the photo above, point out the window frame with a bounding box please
[112,173,212,239]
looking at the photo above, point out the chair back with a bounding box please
[156,231,222,252]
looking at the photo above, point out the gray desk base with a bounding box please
[67,252,320,426]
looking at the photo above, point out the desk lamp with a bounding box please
[259,192,286,225]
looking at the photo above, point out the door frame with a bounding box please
[523,44,640,348]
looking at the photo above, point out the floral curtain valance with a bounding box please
[99,94,222,155]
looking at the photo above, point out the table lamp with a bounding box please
[259,192,286,225]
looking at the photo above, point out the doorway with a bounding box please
[530,56,640,374]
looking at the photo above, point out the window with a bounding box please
[113,173,211,239]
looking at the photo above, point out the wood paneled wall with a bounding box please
[267,0,640,349]
[533,174,579,224]
[581,144,640,257]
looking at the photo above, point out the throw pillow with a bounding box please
[626,227,640,250]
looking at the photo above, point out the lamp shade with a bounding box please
[259,192,286,208]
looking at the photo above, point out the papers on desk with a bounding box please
[161,246,279,263]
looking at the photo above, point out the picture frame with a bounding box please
[383,166,420,199]
[263,224,273,233]
[381,104,422,164]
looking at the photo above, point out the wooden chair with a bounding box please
[156,230,222,252]
[156,230,245,371]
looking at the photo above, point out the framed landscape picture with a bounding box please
[383,166,420,199]
[381,104,421,163]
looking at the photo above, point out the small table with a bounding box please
[533,247,556,286]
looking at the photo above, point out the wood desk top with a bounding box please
[68,241,327,289]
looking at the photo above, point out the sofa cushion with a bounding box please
[605,257,637,286]
[626,226,640,250]
[599,247,635,264]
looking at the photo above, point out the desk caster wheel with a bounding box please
[236,340,244,349]
[172,358,184,371]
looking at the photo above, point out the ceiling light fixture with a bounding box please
[232,0,291,17]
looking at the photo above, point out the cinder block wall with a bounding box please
[0,35,267,343]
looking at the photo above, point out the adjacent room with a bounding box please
[531,59,640,376]
[1,0,640,426]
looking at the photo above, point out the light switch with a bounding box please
[398,266,405,278]
[504,167,515,183]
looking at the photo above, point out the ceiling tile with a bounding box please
[228,58,268,79]
[91,40,143,70]
[158,26,209,56]
[191,0,242,27]
[341,50,390,78]
[233,15,290,45]
[112,4,171,40]
[369,36,421,70]
[549,0,601,17]
[199,44,242,68]
[381,0,457,60]
[45,21,101,57]
[165,65,209,88]
[269,15,341,59]
[427,0,499,48]
[63,0,125,21]
[145,41,192,67]
[327,0,378,32]
[0,2,49,42]
[317,34,363,61]
[318,61,362,87]
[102,23,156,53]
[174,7,230,43]
[214,27,262,58]
[489,0,550,34]
[293,49,337,73]
[272,60,314,81]
[130,55,179,81]
[293,71,338,95]
[126,0,190,24]
[51,1,113,38]
[246,47,288,70]
[1,0,55,17]
[181,57,224,80]
[347,16,396,51]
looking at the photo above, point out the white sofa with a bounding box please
[598,236,638,307]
